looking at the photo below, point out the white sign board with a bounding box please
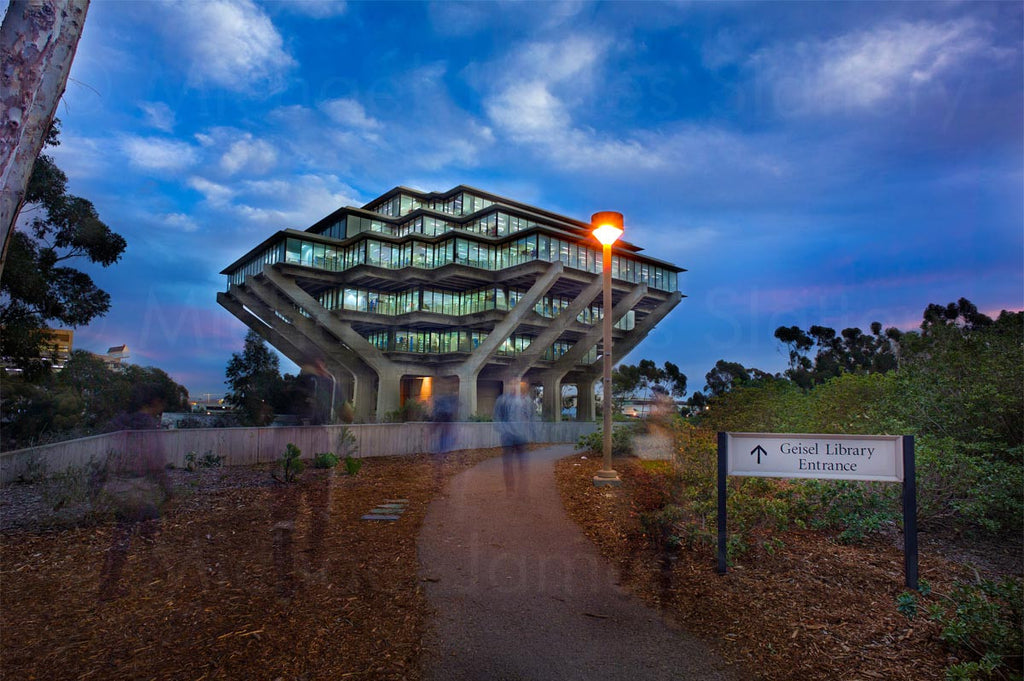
[726,433,903,482]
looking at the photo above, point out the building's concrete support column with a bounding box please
[375,368,403,419]
[505,275,603,384]
[536,283,648,418]
[457,375,478,420]
[453,262,564,419]
[541,373,562,422]
[260,266,423,422]
[242,277,380,422]
[219,290,364,420]
[604,291,683,367]
[575,373,598,422]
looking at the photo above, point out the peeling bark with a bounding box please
[0,0,89,280]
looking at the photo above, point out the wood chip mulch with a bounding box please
[555,455,1020,681]
[1,449,500,681]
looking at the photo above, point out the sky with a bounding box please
[30,0,1024,401]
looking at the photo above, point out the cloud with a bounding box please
[161,0,295,92]
[278,0,347,18]
[188,173,360,229]
[161,213,200,232]
[321,98,382,130]
[139,101,176,132]
[121,135,198,172]
[188,176,235,205]
[751,19,1010,116]
[219,134,278,175]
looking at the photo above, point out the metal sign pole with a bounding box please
[902,435,918,590]
[717,431,728,575]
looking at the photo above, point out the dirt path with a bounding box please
[417,444,738,680]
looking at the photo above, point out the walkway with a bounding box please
[418,444,738,680]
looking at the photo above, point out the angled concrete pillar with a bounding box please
[241,277,380,422]
[259,266,423,421]
[547,283,648,379]
[606,291,683,366]
[505,275,603,384]
[218,290,366,421]
[453,262,565,419]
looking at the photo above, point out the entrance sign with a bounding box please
[717,432,918,590]
[725,433,903,482]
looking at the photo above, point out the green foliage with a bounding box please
[908,577,1024,681]
[225,330,284,426]
[803,479,900,543]
[0,121,127,372]
[382,399,429,423]
[312,452,339,469]
[1,351,190,450]
[336,426,358,458]
[280,443,304,482]
[576,425,635,457]
[343,456,363,476]
[184,450,223,471]
[896,591,919,619]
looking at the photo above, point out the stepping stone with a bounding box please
[361,498,410,521]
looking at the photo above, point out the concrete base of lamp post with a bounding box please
[592,470,621,487]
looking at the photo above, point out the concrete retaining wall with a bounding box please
[0,421,597,485]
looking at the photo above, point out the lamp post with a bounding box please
[592,211,623,487]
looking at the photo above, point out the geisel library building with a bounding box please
[218,186,684,422]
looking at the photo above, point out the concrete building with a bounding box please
[218,186,684,422]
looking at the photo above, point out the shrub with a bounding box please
[900,577,1022,680]
[576,425,635,457]
[280,443,304,482]
[343,456,363,476]
[312,452,339,469]
[336,426,358,458]
[185,450,223,471]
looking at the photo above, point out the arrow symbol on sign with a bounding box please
[750,445,767,465]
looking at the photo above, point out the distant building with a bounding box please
[39,329,74,369]
[86,344,130,370]
[1,328,74,372]
[219,185,685,421]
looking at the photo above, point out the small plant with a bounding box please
[343,455,363,476]
[926,577,1022,680]
[17,452,49,484]
[896,591,919,619]
[280,443,305,482]
[337,426,358,458]
[312,452,339,469]
[576,425,635,457]
[185,450,223,471]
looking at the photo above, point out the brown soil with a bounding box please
[0,449,499,681]
[555,455,1021,681]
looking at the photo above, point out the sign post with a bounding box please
[717,432,918,589]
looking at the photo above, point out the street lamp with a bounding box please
[592,211,623,487]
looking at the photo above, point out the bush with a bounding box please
[343,456,363,476]
[382,399,428,423]
[312,452,339,469]
[184,450,223,471]
[280,443,304,482]
[576,425,635,457]
[900,577,1022,680]
[336,426,358,458]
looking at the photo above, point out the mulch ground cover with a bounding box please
[1,449,499,681]
[555,454,1022,681]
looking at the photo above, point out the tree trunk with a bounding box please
[0,0,89,281]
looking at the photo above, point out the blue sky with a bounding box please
[38,0,1023,400]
